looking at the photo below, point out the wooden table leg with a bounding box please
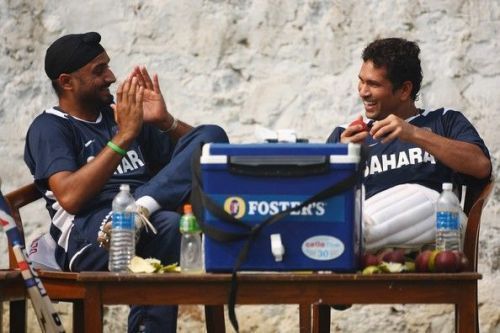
[83,286,103,333]
[73,300,84,333]
[312,304,330,333]
[299,304,311,333]
[205,305,226,333]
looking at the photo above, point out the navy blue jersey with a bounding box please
[25,107,174,214]
[327,108,490,199]
[24,107,175,263]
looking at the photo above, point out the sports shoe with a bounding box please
[97,205,157,250]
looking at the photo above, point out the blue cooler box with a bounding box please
[200,143,362,272]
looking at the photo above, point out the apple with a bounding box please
[376,248,394,263]
[382,249,406,264]
[349,119,369,132]
[415,250,433,272]
[360,252,381,269]
[453,251,470,272]
[434,250,459,273]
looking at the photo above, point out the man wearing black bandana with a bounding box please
[24,32,229,332]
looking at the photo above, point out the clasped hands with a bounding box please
[112,66,175,138]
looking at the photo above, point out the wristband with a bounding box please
[160,117,178,134]
[107,141,127,156]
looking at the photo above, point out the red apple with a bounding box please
[453,251,470,272]
[434,250,459,273]
[382,249,406,264]
[376,248,394,263]
[415,250,433,272]
[349,119,369,132]
[360,252,380,269]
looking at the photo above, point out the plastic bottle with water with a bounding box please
[108,184,136,272]
[435,183,461,251]
[179,204,203,273]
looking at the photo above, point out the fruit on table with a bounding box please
[403,261,416,272]
[362,265,381,275]
[128,256,156,273]
[428,250,441,272]
[381,248,406,264]
[378,262,404,273]
[453,250,471,272]
[360,252,381,268]
[415,250,433,272]
[349,119,369,132]
[128,256,180,273]
[415,250,470,273]
[434,250,460,272]
[361,249,469,274]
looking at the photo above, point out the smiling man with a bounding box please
[327,38,491,252]
[24,32,228,332]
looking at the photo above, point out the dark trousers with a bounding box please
[67,125,229,332]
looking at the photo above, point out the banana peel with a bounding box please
[362,260,416,275]
[128,256,180,273]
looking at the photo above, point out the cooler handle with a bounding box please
[228,155,329,177]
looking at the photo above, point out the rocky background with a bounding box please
[1,0,499,332]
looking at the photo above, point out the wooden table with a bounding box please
[38,270,481,333]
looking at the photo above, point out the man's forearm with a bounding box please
[48,134,134,214]
[410,127,491,179]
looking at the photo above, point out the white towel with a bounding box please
[28,233,62,271]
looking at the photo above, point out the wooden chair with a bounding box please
[5,183,226,333]
[311,180,494,333]
[0,269,26,333]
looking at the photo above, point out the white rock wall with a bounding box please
[1,0,499,332]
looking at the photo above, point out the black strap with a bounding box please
[191,145,365,332]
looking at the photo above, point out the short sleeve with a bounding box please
[442,110,490,159]
[24,113,79,182]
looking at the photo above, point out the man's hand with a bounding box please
[112,76,144,140]
[130,66,175,129]
[369,114,417,144]
[340,115,370,144]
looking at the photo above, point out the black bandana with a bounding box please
[45,32,105,80]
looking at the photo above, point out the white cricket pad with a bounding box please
[363,183,466,252]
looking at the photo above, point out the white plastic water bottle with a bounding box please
[108,184,136,272]
[435,183,461,251]
[179,204,203,273]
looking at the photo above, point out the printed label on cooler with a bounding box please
[112,212,135,229]
[209,194,346,223]
[301,235,345,261]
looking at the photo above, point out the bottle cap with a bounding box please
[120,184,131,192]
[442,183,453,191]
[183,204,193,214]
[180,204,200,233]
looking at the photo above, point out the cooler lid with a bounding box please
[201,143,360,164]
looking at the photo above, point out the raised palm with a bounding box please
[131,66,172,125]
